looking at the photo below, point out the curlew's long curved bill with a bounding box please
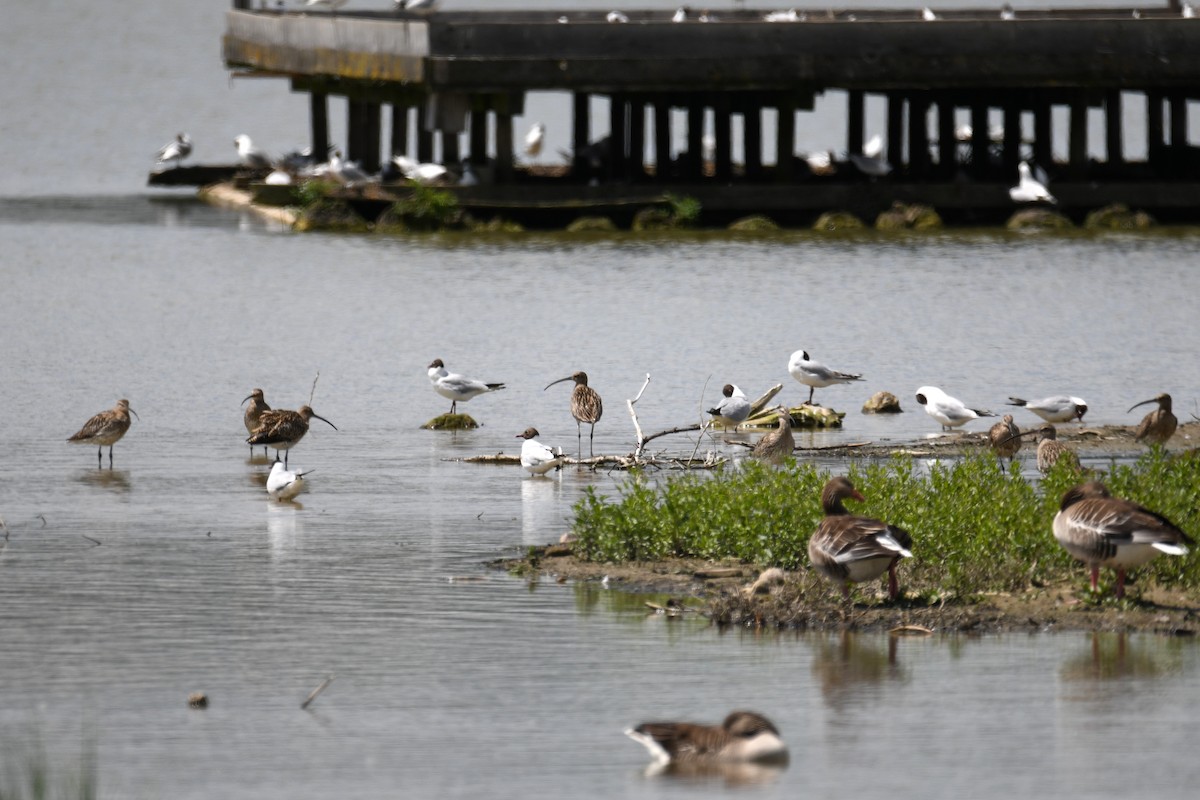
[544,376,574,391]
[241,393,255,406]
[1127,398,1158,414]
[998,428,1042,448]
[312,413,337,430]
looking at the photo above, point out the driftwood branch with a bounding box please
[301,675,335,710]
[628,373,651,460]
[309,370,321,406]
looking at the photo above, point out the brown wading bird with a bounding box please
[1006,424,1079,473]
[1128,392,1177,446]
[808,476,913,601]
[247,405,337,468]
[624,711,788,765]
[750,405,795,464]
[68,399,138,468]
[988,414,1022,463]
[242,388,271,457]
[1053,481,1192,598]
[544,371,602,458]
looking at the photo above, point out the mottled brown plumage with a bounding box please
[625,711,788,764]
[242,388,271,456]
[750,405,794,464]
[988,414,1021,461]
[808,476,913,600]
[68,399,137,468]
[545,371,602,458]
[1008,424,1079,473]
[1129,393,1177,446]
[247,405,337,467]
[1053,481,1193,598]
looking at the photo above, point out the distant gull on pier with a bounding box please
[607,10,630,23]
[921,7,937,21]
[155,133,192,169]
[1000,3,1016,20]
[672,7,688,22]
[395,0,438,14]
[1009,160,1056,204]
[305,0,349,13]
[329,150,372,186]
[234,135,272,170]
[524,122,545,157]
[763,8,802,22]
[392,155,448,185]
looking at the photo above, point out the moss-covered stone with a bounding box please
[373,204,410,234]
[728,214,781,232]
[472,216,525,233]
[812,211,865,232]
[566,215,619,232]
[1006,208,1074,231]
[1083,203,1155,230]
[293,199,370,233]
[862,391,903,414]
[631,207,677,231]
[875,202,943,231]
[422,413,480,430]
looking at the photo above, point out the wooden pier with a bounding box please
[220,3,1200,225]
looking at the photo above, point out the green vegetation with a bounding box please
[290,178,339,208]
[571,450,1200,598]
[389,183,461,231]
[0,735,96,800]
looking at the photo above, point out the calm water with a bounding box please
[3,2,1200,798]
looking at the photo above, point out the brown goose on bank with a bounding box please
[68,399,138,468]
[808,476,913,600]
[545,371,602,458]
[624,711,788,765]
[1128,393,1177,446]
[1052,481,1192,598]
[247,405,337,468]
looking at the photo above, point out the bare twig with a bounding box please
[81,534,101,547]
[309,370,321,406]
[301,675,335,710]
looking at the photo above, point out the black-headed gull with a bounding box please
[516,427,569,476]
[1009,160,1056,204]
[1006,395,1088,424]
[155,133,192,168]
[428,359,505,415]
[915,386,994,430]
[267,459,312,501]
[706,384,751,428]
[788,349,863,405]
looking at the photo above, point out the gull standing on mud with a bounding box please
[242,388,271,457]
[545,371,603,458]
[915,386,994,431]
[706,384,751,429]
[1128,393,1177,446]
[1053,481,1192,598]
[808,476,913,601]
[516,427,569,476]
[427,359,506,415]
[1006,395,1088,424]
[68,399,138,468]
[247,405,336,468]
[787,349,863,405]
[625,711,788,765]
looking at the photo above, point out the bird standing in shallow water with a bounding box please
[242,388,271,457]
[988,414,1021,463]
[808,476,913,601]
[1052,481,1192,598]
[545,371,603,458]
[267,460,312,502]
[625,711,788,765]
[69,399,138,468]
[1128,393,1177,446]
[516,427,568,476]
[247,405,336,468]
[750,405,794,464]
[427,359,505,415]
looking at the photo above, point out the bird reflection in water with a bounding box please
[266,499,303,553]
[638,758,788,786]
[76,469,132,493]
[811,631,909,707]
[1059,632,1177,687]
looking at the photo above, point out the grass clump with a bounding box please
[389,183,461,231]
[571,450,1200,599]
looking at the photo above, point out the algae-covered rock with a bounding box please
[632,207,677,231]
[862,391,903,414]
[1083,203,1155,230]
[472,216,525,233]
[791,404,845,428]
[373,204,410,234]
[875,202,943,231]
[422,413,480,430]
[812,211,865,232]
[293,198,370,233]
[1006,208,1074,231]
[728,214,781,232]
[566,215,618,232]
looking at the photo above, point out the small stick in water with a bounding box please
[301,675,335,710]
